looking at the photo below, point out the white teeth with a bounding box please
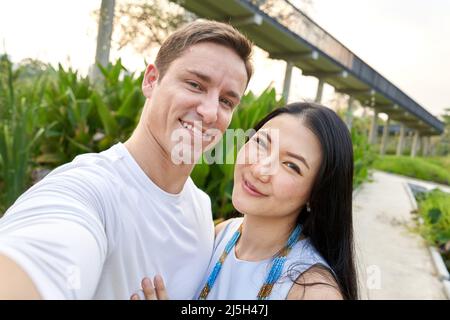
[180,120,213,141]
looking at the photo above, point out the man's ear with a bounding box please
[142,64,159,98]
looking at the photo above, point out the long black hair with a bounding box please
[252,102,358,300]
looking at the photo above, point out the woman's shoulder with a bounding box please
[292,238,333,272]
[212,217,242,253]
[214,217,243,237]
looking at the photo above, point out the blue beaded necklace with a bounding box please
[198,223,302,300]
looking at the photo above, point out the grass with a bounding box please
[373,155,450,185]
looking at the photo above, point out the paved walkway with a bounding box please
[354,170,447,299]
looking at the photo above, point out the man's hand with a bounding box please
[130,275,169,300]
[0,254,41,299]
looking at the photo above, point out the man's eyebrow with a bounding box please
[286,151,310,170]
[186,69,241,101]
[225,90,240,101]
[186,69,212,83]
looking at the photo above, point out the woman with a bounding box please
[132,102,358,300]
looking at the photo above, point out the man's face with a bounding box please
[142,42,248,164]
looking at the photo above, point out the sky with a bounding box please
[0,0,449,117]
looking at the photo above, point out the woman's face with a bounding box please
[232,114,323,220]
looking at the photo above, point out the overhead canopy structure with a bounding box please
[172,0,443,136]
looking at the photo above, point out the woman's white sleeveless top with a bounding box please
[197,218,332,300]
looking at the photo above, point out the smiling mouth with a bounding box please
[242,178,267,197]
[179,119,213,142]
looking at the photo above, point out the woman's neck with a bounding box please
[235,215,299,262]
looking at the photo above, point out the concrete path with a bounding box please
[353,170,446,299]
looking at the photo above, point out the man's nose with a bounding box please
[196,96,219,124]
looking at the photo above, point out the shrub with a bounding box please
[417,190,450,270]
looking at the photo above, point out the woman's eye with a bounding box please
[255,136,267,149]
[285,162,301,175]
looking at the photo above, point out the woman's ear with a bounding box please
[142,64,159,98]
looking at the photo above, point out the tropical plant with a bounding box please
[352,126,376,188]
[0,55,46,212]
[35,59,145,167]
[0,57,144,214]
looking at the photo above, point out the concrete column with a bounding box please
[380,117,390,155]
[429,137,432,155]
[90,0,116,82]
[421,136,428,156]
[396,124,405,156]
[345,97,354,130]
[282,61,293,102]
[411,130,420,157]
[369,111,379,144]
[428,137,433,156]
[314,79,324,104]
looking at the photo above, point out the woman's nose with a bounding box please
[250,156,273,183]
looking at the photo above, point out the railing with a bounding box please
[246,0,443,132]
[248,0,354,68]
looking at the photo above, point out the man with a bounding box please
[0,20,253,299]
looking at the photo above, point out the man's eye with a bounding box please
[285,162,301,175]
[187,81,201,90]
[220,97,233,108]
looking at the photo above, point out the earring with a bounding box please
[306,202,311,212]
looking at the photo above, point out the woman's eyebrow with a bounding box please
[260,131,310,169]
[260,131,272,144]
[286,151,310,170]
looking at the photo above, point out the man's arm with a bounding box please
[0,254,41,299]
[0,215,107,300]
[0,167,110,299]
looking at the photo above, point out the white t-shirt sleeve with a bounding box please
[0,169,108,300]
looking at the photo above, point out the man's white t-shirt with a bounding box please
[0,143,214,299]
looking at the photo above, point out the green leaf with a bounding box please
[428,208,442,224]
[191,160,210,188]
[91,92,119,137]
[117,87,141,119]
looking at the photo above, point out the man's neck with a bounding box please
[235,215,299,262]
[124,122,194,194]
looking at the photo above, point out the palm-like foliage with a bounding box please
[0,56,373,218]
